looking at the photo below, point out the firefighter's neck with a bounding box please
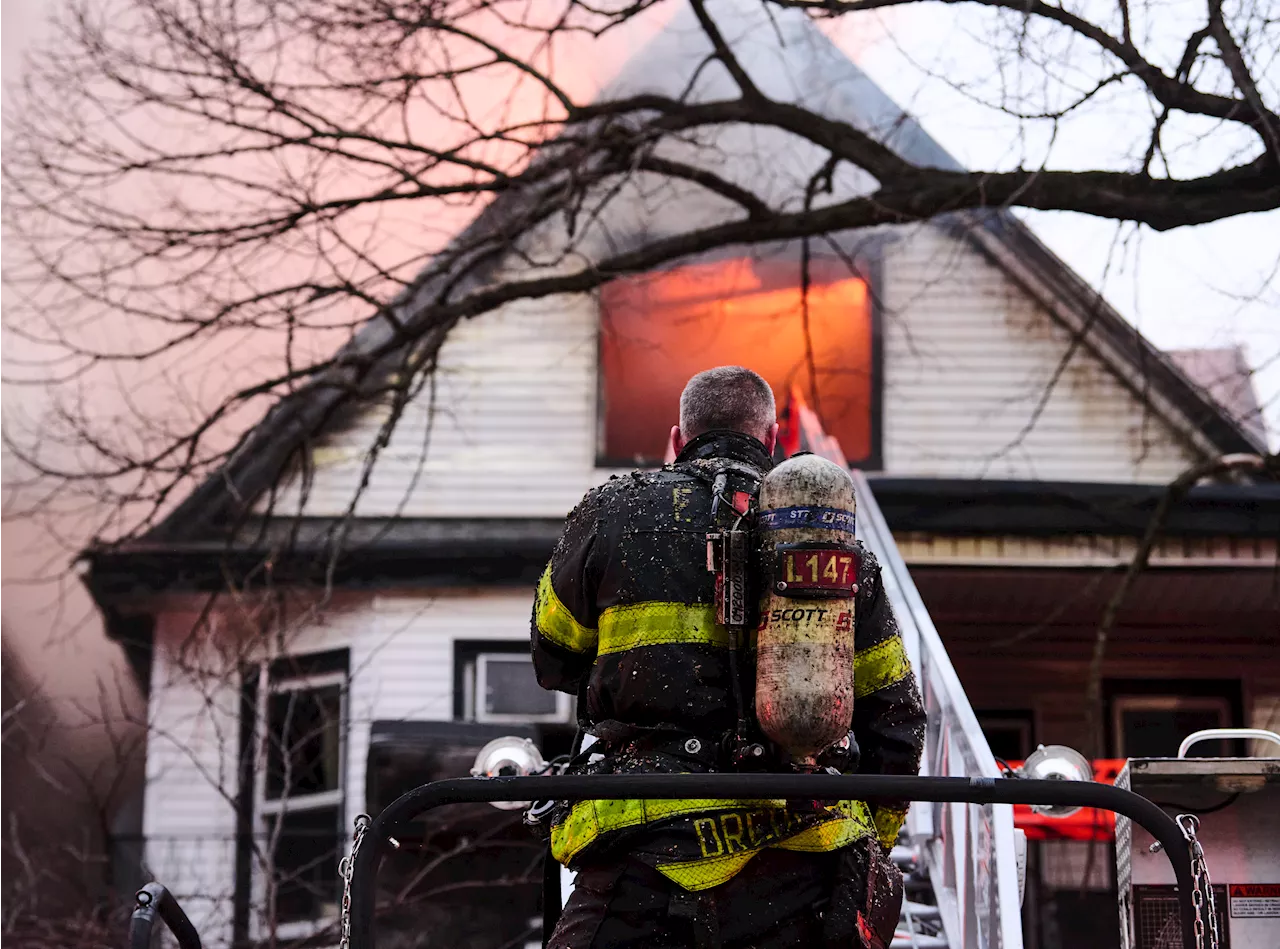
[670,423,778,455]
[670,424,778,462]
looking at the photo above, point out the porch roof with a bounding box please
[83,477,1280,615]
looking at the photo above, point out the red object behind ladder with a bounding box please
[1006,759,1124,841]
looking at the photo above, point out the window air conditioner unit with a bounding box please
[473,653,572,724]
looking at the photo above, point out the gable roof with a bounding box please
[137,0,1265,546]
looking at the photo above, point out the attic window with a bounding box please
[599,255,878,467]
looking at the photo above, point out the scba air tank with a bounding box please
[754,454,859,765]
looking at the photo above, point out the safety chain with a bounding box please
[1178,814,1220,949]
[337,813,371,949]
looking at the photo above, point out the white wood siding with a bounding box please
[142,611,243,947]
[143,592,534,947]
[257,6,1204,515]
[267,291,614,518]
[880,224,1199,482]
[264,219,1199,520]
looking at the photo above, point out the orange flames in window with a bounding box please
[600,257,874,465]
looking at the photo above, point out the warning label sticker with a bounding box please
[1228,883,1280,918]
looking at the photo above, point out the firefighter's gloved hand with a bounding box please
[823,838,903,949]
[523,799,559,840]
[816,731,861,773]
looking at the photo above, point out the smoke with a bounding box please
[2,1,146,896]
[0,3,684,918]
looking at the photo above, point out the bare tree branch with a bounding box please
[3,0,1276,538]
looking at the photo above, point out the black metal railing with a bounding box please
[348,773,1198,949]
[129,882,202,949]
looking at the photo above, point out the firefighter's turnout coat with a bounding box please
[532,431,926,891]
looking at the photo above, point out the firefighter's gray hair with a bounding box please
[679,366,776,441]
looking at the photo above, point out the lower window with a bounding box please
[263,807,342,924]
[975,709,1035,761]
[1111,694,1233,758]
[246,651,349,939]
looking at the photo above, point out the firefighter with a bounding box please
[531,366,926,949]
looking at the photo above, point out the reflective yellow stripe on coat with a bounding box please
[534,565,597,654]
[872,805,909,850]
[545,605,908,887]
[550,798,876,890]
[854,634,911,698]
[597,601,725,655]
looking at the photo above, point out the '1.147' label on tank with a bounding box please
[775,545,859,596]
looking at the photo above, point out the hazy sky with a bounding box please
[0,3,44,118]
[840,5,1279,446]
[4,0,1273,449]
[2,2,158,722]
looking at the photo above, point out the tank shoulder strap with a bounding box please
[671,457,765,526]
[674,457,767,486]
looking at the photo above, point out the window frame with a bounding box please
[453,640,574,725]
[592,241,885,471]
[255,670,348,815]
[1110,694,1232,759]
[250,663,348,941]
[473,653,572,724]
[974,709,1036,762]
[1103,678,1243,759]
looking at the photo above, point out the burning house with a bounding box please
[81,3,1277,947]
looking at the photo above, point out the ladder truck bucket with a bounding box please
[1117,729,1280,949]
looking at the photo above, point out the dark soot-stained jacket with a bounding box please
[531,431,926,891]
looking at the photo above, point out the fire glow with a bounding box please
[600,257,874,464]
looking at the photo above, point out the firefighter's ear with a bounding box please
[763,422,779,454]
[670,425,686,454]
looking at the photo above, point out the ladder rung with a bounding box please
[891,934,949,949]
[890,845,919,868]
[900,899,941,921]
